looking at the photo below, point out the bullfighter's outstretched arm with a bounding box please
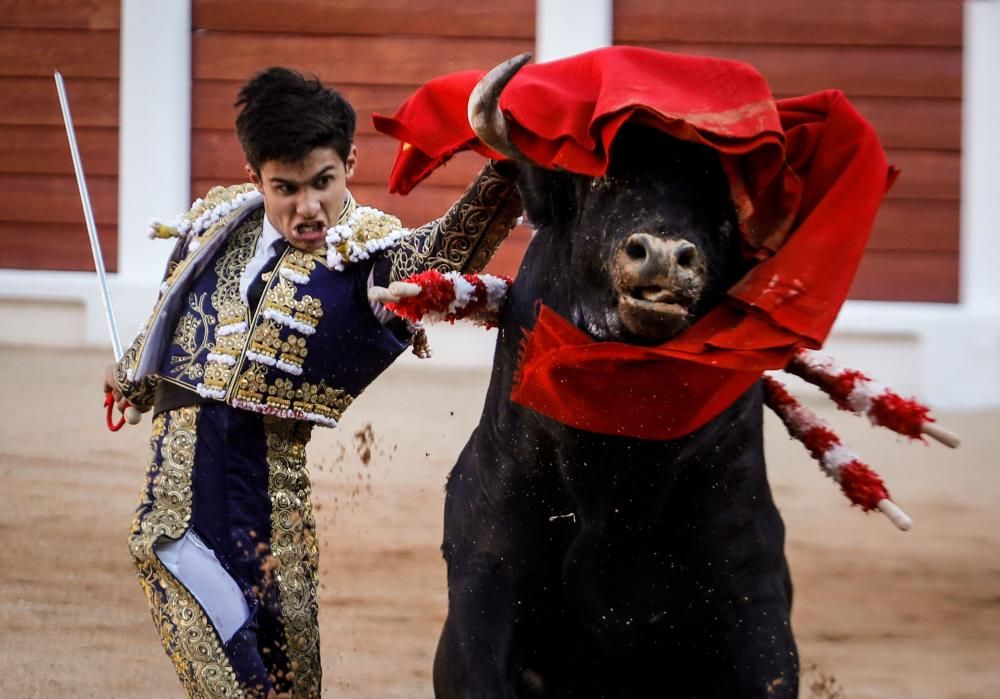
[381,160,522,283]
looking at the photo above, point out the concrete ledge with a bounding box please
[0,296,86,348]
[0,270,159,350]
[829,301,1000,410]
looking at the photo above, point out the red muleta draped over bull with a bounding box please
[374,47,898,440]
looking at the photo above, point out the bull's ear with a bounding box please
[518,165,578,229]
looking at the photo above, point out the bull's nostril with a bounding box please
[625,241,647,261]
[675,243,696,269]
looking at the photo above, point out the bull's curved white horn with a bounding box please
[468,52,532,161]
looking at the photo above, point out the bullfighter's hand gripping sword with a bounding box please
[54,71,141,431]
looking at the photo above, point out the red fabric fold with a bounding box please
[511,306,791,439]
[373,47,794,251]
[373,46,897,440]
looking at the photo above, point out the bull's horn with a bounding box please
[468,52,532,160]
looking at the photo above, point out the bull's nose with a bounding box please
[621,233,699,274]
[613,233,707,341]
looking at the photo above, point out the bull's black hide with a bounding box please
[433,126,798,699]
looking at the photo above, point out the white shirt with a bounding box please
[238,214,284,305]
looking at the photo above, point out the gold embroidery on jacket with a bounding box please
[248,319,285,366]
[199,211,264,397]
[230,372,353,425]
[159,185,261,290]
[128,408,245,698]
[265,264,324,333]
[234,363,269,404]
[264,417,321,698]
[387,162,521,280]
[114,334,158,409]
[214,210,262,327]
[169,292,215,380]
[232,246,354,424]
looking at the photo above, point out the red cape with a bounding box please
[374,47,897,440]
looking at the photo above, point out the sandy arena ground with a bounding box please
[0,344,997,698]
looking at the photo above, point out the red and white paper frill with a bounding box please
[762,375,912,530]
[786,349,957,446]
[384,270,512,328]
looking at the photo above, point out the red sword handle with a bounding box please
[104,391,128,432]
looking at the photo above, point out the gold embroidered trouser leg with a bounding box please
[128,406,320,698]
[129,408,245,697]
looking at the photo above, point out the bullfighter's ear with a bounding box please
[245,163,262,191]
[344,144,358,179]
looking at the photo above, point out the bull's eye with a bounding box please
[625,240,647,261]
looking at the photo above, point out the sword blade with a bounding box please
[54,70,124,360]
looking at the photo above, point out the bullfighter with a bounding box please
[103,66,521,698]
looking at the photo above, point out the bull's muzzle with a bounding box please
[612,233,706,340]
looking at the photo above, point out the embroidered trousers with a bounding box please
[129,403,320,698]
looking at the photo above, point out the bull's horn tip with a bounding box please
[468,52,533,161]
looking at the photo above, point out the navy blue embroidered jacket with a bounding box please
[113,162,521,427]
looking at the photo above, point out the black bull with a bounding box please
[431,107,799,698]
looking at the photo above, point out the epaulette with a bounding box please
[147,183,263,243]
[325,206,410,271]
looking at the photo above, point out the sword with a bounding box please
[55,71,141,430]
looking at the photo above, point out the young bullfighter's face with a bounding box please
[247,145,357,251]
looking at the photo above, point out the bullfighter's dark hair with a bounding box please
[235,66,356,170]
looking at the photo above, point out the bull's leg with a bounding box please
[718,578,799,698]
[433,556,522,699]
[687,533,799,697]
[433,442,556,699]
